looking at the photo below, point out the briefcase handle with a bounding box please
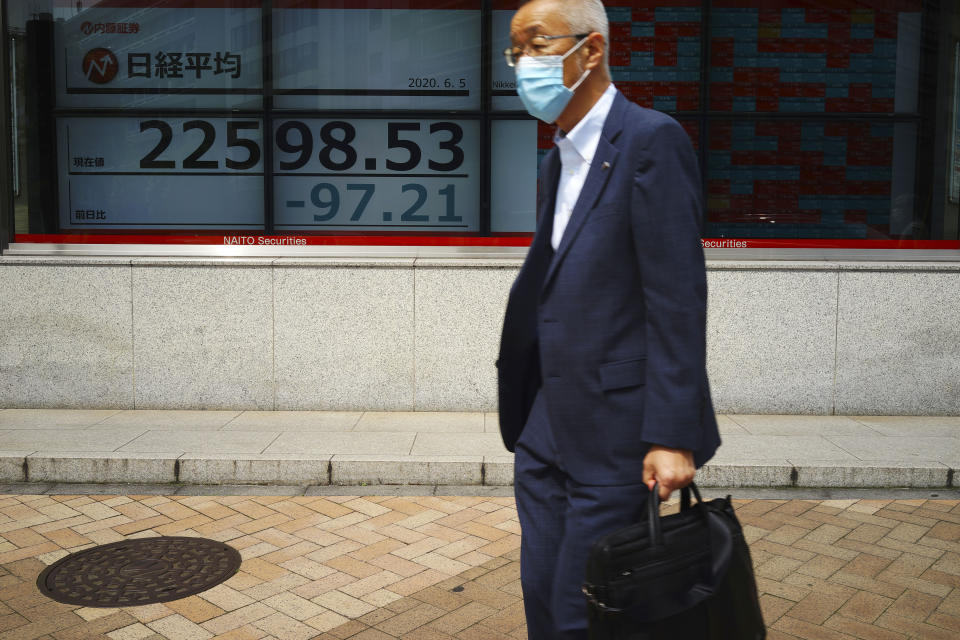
[647,482,704,546]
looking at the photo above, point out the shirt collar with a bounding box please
[554,84,618,165]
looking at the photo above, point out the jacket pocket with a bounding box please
[598,358,646,391]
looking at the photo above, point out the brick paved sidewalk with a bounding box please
[0,493,959,639]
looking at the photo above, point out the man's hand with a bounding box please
[642,445,695,501]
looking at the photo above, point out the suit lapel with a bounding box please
[541,92,626,292]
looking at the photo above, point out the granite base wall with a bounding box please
[1,257,957,415]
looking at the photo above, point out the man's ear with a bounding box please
[583,32,605,70]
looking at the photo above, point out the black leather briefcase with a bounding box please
[582,483,765,639]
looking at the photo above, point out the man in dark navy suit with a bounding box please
[496,1,721,637]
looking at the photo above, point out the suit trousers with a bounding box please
[514,390,650,640]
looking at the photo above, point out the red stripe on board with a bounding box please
[12,234,960,251]
[275,1,480,9]
[701,239,960,250]
[54,1,261,8]
[13,233,533,247]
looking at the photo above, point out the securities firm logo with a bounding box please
[82,48,118,84]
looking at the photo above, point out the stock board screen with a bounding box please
[37,0,928,240]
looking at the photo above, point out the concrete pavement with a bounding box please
[0,409,957,488]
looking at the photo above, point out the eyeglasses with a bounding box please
[503,33,590,67]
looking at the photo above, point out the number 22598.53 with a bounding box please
[136,119,466,176]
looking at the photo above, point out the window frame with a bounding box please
[2,0,958,259]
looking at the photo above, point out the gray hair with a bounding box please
[528,0,610,67]
[561,0,609,47]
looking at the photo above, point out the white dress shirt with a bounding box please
[551,83,618,250]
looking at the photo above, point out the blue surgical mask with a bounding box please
[515,37,591,123]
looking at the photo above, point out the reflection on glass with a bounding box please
[273,1,481,111]
[491,120,538,231]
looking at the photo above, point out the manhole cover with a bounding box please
[37,536,242,607]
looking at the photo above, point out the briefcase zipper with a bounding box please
[608,548,708,583]
[583,549,710,613]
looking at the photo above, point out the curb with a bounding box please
[1,454,955,488]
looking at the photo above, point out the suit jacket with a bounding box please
[497,92,720,485]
